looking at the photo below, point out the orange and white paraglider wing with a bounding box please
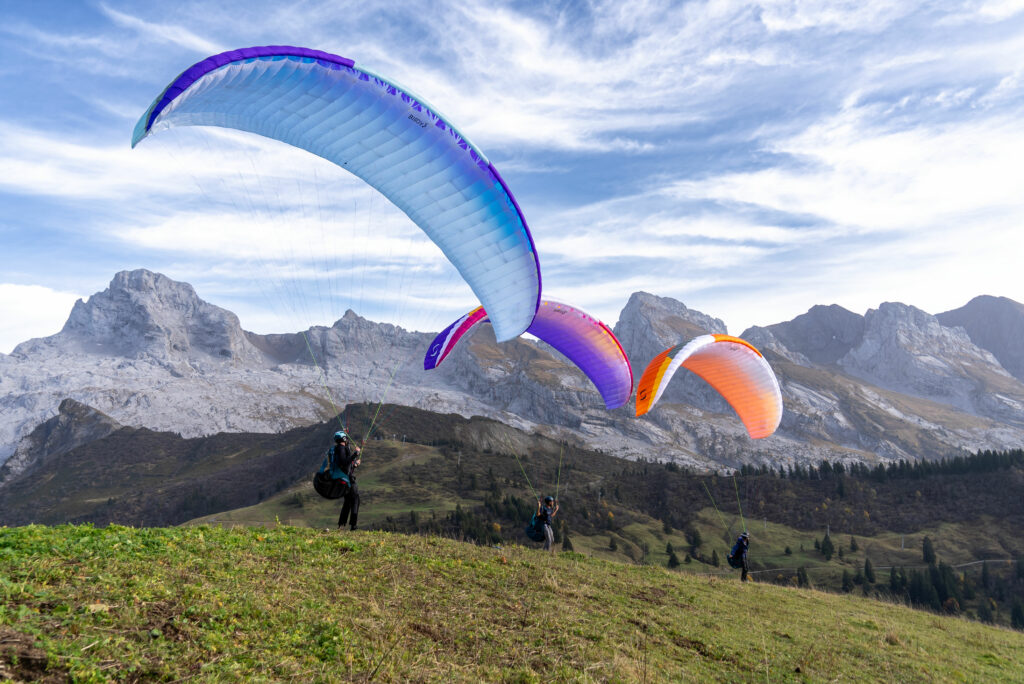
[635,342,686,417]
[635,334,782,439]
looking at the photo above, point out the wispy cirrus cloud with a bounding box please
[0,124,361,205]
[669,107,1024,234]
[757,0,914,33]
[98,3,225,55]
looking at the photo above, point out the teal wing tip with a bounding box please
[131,102,157,148]
[130,116,148,148]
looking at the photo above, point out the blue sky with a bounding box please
[2,1,1024,353]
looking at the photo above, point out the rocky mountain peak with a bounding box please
[614,292,726,363]
[937,295,1024,384]
[748,304,864,366]
[837,302,1023,416]
[613,291,729,411]
[12,269,264,367]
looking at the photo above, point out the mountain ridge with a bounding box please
[3,269,1023,476]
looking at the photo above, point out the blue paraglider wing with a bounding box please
[133,46,540,341]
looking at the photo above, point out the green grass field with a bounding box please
[189,442,1018,602]
[2,524,1023,682]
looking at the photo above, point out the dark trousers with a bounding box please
[741,558,749,582]
[338,483,360,529]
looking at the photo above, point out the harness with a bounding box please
[312,445,353,500]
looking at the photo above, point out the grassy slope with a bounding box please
[188,439,1018,589]
[188,439,475,530]
[2,525,1023,683]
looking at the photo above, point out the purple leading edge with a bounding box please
[143,47,355,135]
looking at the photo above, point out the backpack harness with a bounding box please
[312,445,352,500]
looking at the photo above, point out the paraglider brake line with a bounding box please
[745,557,1019,578]
[362,358,404,449]
[733,474,747,534]
[701,481,731,536]
[555,444,564,501]
[511,450,541,502]
[495,432,540,501]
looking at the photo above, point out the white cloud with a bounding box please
[0,284,82,354]
[978,0,1024,20]
[339,1,759,152]
[669,108,1024,233]
[0,124,372,207]
[757,0,912,33]
[98,3,225,55]
[940,0,1024,24]
[114,210,427,262]
[543,230,776,268]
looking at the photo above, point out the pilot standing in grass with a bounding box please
[537,496,559,553]
[331,431,362,531]
[728,532,751,581]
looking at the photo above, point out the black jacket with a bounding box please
[329,443,360,479]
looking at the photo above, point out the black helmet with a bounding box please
[740,532,749,539]
[544,496,554,504]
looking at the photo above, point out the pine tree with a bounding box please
[562,534,574,552]
[849,536,858,552]
[609,536,617,551]
[922,536,936,564]
[666,542,674,555]
[711,549,720,567]
[820,534,835,561]
[784,546,792,555]
[864,558,876,584]
[842,570,853,593]
[668,551,681,568]
[797,566,810,588]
